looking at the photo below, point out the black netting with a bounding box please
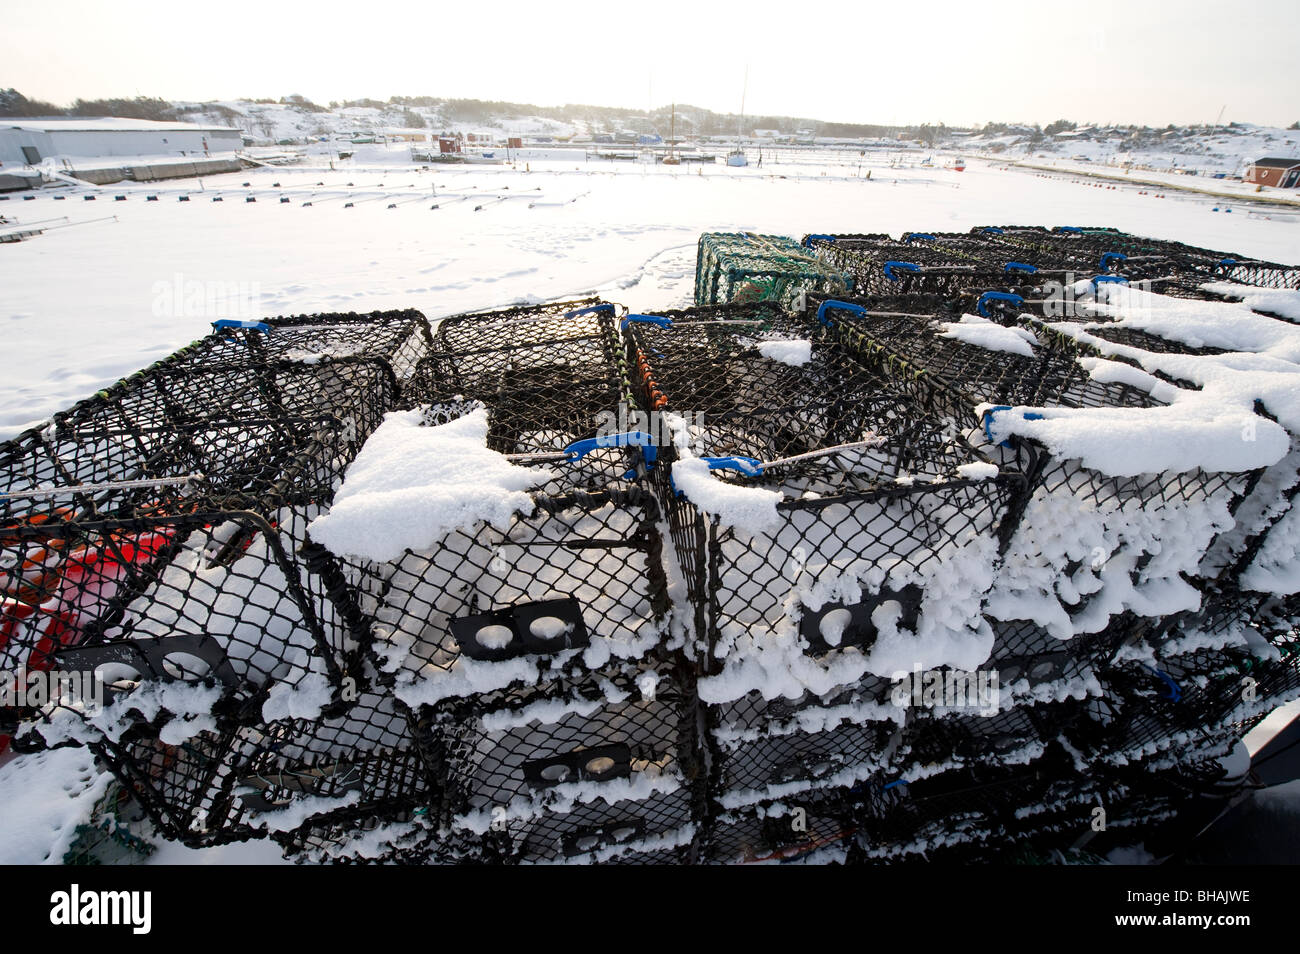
[695,233,852,306]
[94,689,426,849]
[411,661,702,864]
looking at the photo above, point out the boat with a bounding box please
[947,156,967,172]
[662,103,681,165]
[727,69,749,168]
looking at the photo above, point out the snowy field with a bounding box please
[1,143,1298,865]
[2,143,1298,438]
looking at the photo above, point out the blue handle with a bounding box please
[982,405,1043,446]
[563,303,616,319]
[802,234,836,248]
[1055,226,1083,233]
[976,291,1025,317]
[212,318,270,333]
[1217,258,1238,268]
[1099,252,1128,272]
[620,313,673,331]
[902,232,935,243]
[981,227,1004,235]
[563,431,658,467]
[882,778,908,791]
[1004,262,1037,275]
[815,300,867,328]
[670,455,764,496]
[1090,274,1129,288]
[1145,666,1182,703]
[883,261,921,281]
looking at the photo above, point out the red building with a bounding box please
[1245,157,1300,188]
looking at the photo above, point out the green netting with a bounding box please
[694,232,851,307]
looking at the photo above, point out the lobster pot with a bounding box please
[706,675,906,808]
[701,790,862,864]
[193,309,430,368]
[893,702,1072,780]
[979,226,1300,289]
[694,232,850,307]
[93,689,427,849]
[986,616,1133,707]
[315,302,672,707]
[414,661,701,864]
[812,297,1252,639]
[854,758,1100,860]
[623,304,1022,679]
[806,235,1037,297]
[0,420,375,744]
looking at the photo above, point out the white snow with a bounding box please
[1200,283,1300,323]
[308,407,554,562]
[670,456,782,531]
[755,338,813,366]
[939,314,1039,357]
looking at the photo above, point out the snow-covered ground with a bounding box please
[2,144,1296,438]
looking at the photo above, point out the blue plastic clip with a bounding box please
[1090,274,1129,289]
[1099,251,1128,272]
[802,234,836,248]
[982,405,1043,447]
[1004,262,1037,275]
[883,261,922,281]
[1217,258,1238,268]
[814,300,866,328]
[882,778,907,791]
[976,291,1025,318]
[211,319,270,334]
[563,431,658,480]
[1145,666,1182,703]
[1056,226,1083,233]
[981,227,1004,235]
[902,233,935,243]
[670,455,764,495]
[563,303,616,319]
[620,313,673,331]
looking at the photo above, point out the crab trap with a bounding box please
[309,300,674,714]
[411,659,703,864]
[804,233,1077,297]
[975,226,1300,290]
[91,687,431,850]
[810,296,1255,640]
[694,232,851,307]
[0,404,381,748]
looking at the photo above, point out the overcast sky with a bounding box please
[4,0,1297,128]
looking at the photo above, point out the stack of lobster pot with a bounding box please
[972,279,1300,774]
[808,293,1282,792]
[0,310,439,861]
[620,300,1051,862]
[695,232,853,307]
[310,299,701,864]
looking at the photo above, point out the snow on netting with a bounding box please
[0,347,403,745]
[92,687,430,852]
[853,755,1183,860]
[701,790,861,864]
[694,232,851,307]
[975,225,1300,290]
[996,284,1300,601]
[411,660,702,864]
[810,295,1254,642]
[310,301,675,710]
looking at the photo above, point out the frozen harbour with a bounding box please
[2,143,1298,438]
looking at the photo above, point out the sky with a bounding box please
[3,0,1298,128]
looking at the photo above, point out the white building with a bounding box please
[0,117,242,166]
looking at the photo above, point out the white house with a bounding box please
[0,117,243,166]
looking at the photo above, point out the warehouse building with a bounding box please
[0,117,242,166]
